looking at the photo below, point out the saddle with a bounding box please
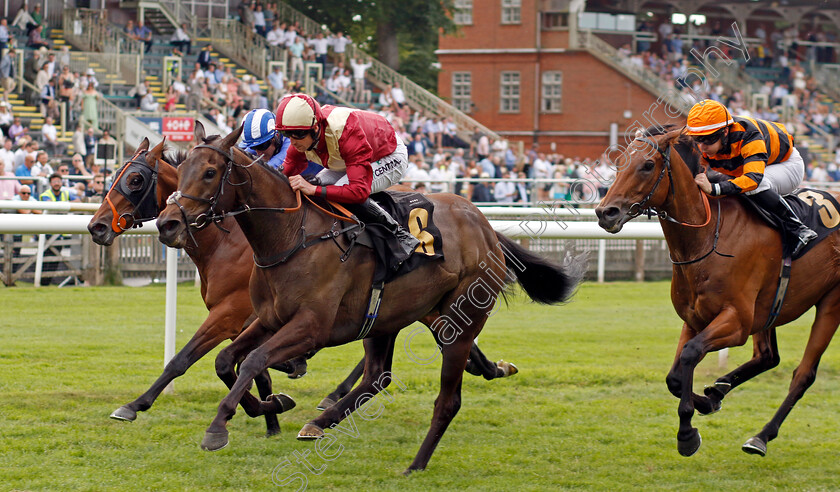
[354,191,445,285]
[740,188,840,260]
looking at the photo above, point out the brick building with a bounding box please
[436,0,839,159]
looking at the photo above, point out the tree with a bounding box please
[285,0,455,90]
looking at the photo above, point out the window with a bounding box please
[541,71,563,113]
[500,71,520,113]
[454,0,473,25]
[502,0,521,24]
[452,72,472,113]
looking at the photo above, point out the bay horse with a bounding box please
[595,125,840,457]
[87,136,522,434]
[156,125,584,473]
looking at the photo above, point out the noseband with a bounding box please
[166,143,303,243]
[627,136,711,229]
[166,143,239,232]
[626,136,674,220]
[628,135,730,265]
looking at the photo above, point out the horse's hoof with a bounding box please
[697,399,722,416]
[742,436,767,457]
[497,360,518,377]
[297,423,324,440]
[110,406,137,422]
[265,427,281,438]
[703,380,731,399]
[201,430,229,451]
[260,393,296,414]
[316,397,337,411]
[677,428,702,457]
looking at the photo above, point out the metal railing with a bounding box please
[209,19,287,81]
[274,2,502,142]
[575,30,690,116]
[813,64,840,102]
[712,58,762,96]
[154,0,199,37]
[62,9,144,56]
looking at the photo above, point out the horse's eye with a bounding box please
[128,174,143,189]
[642,160,655,171]
[204,169,217,180]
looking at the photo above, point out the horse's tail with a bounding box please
[496,233,586,304]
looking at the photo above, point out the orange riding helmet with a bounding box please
[684,99,734,136]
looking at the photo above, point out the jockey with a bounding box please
[276,93,420,260]
[238,108,290,171]
[687,99,817,256]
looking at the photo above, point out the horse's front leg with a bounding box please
[202,312,321,451]
[665,323,720,415]
[111,302,248,421]
[702,328,779,411]
[674,309,749,456]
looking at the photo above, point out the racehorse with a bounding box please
[595,125,840,457]
[87,137,523,434]
[156,125,585,473]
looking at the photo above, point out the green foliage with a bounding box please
[284,0,454,90]
[1,282,839,490]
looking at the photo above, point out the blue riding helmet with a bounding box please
[239,108,276,150]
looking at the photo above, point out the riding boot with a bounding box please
[749,189,818,256]
[355,198,420,259]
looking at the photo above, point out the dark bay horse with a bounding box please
[87,137,521,433]
[156,125,584,473]
[87,138,292,436]
[595,126,840,457]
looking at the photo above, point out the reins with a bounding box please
[169,142,362,263]
[631,135,732,265]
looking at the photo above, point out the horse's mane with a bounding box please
[162,149,188,168]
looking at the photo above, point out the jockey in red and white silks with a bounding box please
[276,93,419,259]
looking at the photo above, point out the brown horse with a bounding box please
[155,125,584,473]
[595,126,840,457]
[87,138,293,436]
[87,136,521,432]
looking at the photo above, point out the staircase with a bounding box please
[273,1,502,142]
[574,29,690,116]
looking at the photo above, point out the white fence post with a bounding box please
[163,247,178,395]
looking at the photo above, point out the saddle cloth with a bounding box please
[356,191,445,285]
[743,188,840,260]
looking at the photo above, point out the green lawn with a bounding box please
[1,282,839,491]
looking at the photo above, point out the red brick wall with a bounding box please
[439,50,685,158]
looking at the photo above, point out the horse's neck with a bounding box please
[156,160,179,212]
[659,152,718,258]
[230,166,309,260]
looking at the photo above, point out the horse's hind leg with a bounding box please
[743,296,840,456]
[301,335,398,438]
[701,329,779,413]
[405,327,474,474]
[465,341,516,380]
[253,369,281,437]
[316,357,365,411]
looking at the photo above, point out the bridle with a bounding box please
[627,134,732,265]
[166,142,361,265]
[103,148,160,233]
[627,135,711,229]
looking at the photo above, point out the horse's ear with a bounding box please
[194,120,206,142]
[219,124,244,151]
[137,137,150,153]
[148,136,166,160]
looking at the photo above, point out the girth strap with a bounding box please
[761,256,792,332]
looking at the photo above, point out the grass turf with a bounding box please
[0,281,839,490]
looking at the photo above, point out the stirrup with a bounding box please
[792,228,817,256]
